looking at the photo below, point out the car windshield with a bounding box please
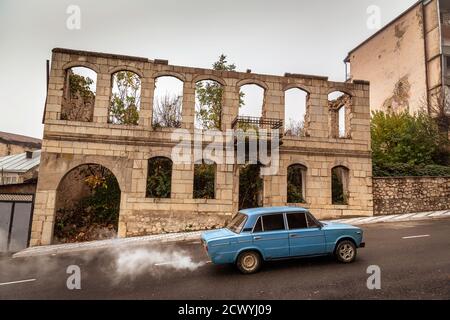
[226,213,247,233]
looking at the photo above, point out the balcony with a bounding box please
[231,116,284,155]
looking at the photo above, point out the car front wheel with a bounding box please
[236,251,262,274]
[335,240,357,263]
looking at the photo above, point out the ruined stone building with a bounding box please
[346,0,450,122]
[30,48,372,246]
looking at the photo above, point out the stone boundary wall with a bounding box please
[373,176,450,215]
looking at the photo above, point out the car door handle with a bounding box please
[253,236,262,240]
[290,234,302,238]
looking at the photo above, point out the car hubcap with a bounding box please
[339,244,354,261]
[242,254,256,270]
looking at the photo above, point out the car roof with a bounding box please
[239,206,308,216]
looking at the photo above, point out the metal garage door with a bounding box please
[0,194,34,253]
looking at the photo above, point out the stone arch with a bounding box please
[153,71,186,82]
[328,160,351,171]
[53,163,122,244]
[192,74,226,87]
[62,61,100,74]
[327,87,354,97]
[108,65,144,78]
[283,83,312,94]
[236,78,269,91]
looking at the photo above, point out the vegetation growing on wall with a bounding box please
[54,165,120,243]
[146,157,172,198]
[110,71,141,125]
[371,111,450,176]
[195,54,244,129]
[193,162,215,199]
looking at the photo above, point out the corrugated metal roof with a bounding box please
[0,150,41,173]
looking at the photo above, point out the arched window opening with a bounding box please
[239,163,263,210]
[285,88,308,137]
[239,84,264,118]
[61,67,97,122]
[109,71,141,125]
[54,164,120,244]
[195,80,223,130]
[332,166,349,205]
[328,91,351,138]
[146,157,172,198]
[152,76,183,128]
[193,160,216,199]
[287,164,307,203]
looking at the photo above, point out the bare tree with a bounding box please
[285,119,305,137]
[152,93,182,128]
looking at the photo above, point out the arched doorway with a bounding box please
[53,164,121,244]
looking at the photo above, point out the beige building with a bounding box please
[346,0,450,118]
[30,48,373,246]
[0,131,41,157]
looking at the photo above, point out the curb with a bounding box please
[12,210,450,258]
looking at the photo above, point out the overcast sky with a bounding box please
[0,0,417,139]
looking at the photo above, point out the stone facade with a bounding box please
[373,176,450,215]
[30,48,373,246]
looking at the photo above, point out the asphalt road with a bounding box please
[1,218,449,299]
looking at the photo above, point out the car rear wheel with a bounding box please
[236,251,262,274]
[335,240,357,263]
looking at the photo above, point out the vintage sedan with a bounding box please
[201,206,365,274]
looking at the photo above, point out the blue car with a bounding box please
[201,206,365,274]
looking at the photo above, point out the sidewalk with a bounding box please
[13,209,450,258]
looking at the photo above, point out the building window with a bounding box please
[193,161,216,199]
[328,91,352,139]
[287,164,307,203]
[146,157,172,198]
[284,88,308,137]
[152,76,183,128]
[109,71,141,125]
[61,67,97,122]
[331,166,349,205]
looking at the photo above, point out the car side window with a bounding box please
[261,214,285,232]
[286,212,308,230]
[306,212,320,228]
[253,217,263,232]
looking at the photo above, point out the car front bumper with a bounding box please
[359,242,366,248]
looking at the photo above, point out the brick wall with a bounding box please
[373,176,450,215]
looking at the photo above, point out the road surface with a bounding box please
[1,218,449,299]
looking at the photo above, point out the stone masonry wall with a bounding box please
[373,177,450,215]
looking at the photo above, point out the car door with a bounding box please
[287,211,326,257]
[252,213,289,259]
